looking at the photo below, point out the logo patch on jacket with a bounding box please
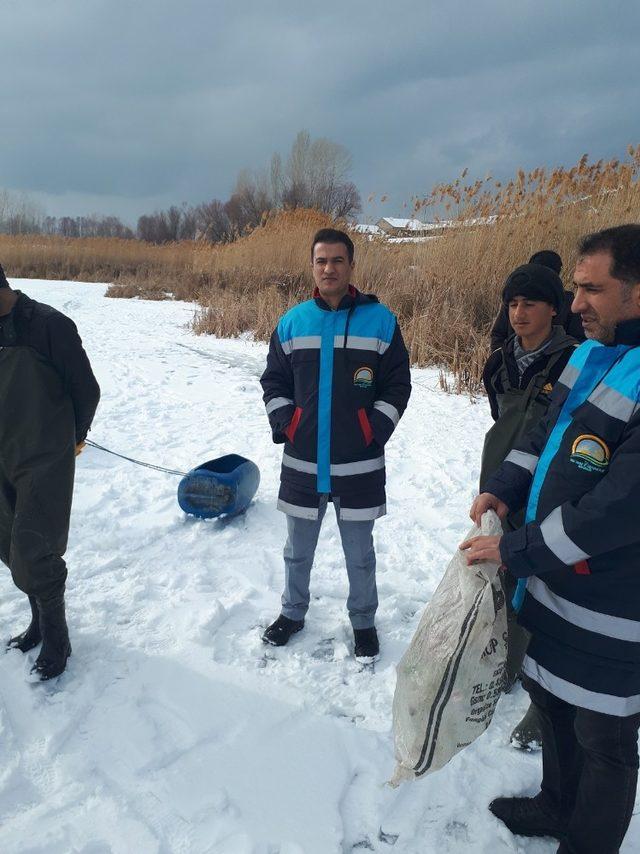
[570,434,610,472]
[353,367,374,388]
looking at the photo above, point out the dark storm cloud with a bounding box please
[1,0,638,222]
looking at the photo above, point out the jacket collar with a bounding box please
[313,284,358,311]
[505,324,576,357]
[9,291,34,319]
[612,317,640,346]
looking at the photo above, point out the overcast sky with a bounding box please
[1,0,639,226]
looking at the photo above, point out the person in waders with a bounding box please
[0,267,100,680]
[481,263,577,749]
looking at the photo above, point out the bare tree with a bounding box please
[328,181,362,219]
[280,130,360,218]
[0,189,45,234]
[194,200,233,243]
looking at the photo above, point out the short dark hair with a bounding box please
[579,224,640,287]
[528,250,562,275]
[0,263,9,289]
[311,228,355,264]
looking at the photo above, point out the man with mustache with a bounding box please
[260,228,411,659]
[462,225,640,853]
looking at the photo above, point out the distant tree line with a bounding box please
[135,131,362,244]
[1,130,361,246]
[0,191,134,239]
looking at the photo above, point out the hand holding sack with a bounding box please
[391,510,507,784]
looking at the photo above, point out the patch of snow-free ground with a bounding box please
[0,280,637,853]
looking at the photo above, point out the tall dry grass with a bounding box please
[0,234,211,301]
[2,147,639,392]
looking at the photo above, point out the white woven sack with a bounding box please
[391,510,507,784]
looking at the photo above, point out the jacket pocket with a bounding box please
[357,408,374,446]
[285,407,303,443]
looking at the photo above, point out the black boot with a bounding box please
[7,595,42,653]
[489,793,566,840]
[354,627,379,659]
[510,702,543,750]
[31,594,72,681]
[262,614,304,646]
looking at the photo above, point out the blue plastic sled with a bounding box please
[178,454,260,519]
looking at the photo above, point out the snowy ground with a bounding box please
[0,280,637,854]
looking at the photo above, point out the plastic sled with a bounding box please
[178,454,260,519]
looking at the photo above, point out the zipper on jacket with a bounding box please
[343,304,355,348]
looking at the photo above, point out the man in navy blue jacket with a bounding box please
[462,225,640,853]
[260,228,411,659]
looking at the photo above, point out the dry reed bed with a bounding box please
[2,148,639,392]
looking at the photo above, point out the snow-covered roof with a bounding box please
[378,217,430,231]
[352,223,383,235]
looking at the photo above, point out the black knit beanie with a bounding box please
[502,263,564,311]
[0,263,9,289]
[528,249,562,275]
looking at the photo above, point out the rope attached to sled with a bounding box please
[85,440,189,477]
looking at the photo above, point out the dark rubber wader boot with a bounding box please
[510,702,542,750]
[7,595,42,652]
[0,345,76,677]
[33,592,72,680]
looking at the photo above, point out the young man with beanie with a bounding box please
[490,250,584,351]
[481,262,577,748]
[463,225,640,853]
[0,265,100,680]
[260,228,411,659]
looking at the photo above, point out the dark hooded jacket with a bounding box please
[483,327,577,422]
[260,286,411,521]
[0,292,100,442]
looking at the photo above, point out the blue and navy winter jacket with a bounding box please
[260,286,411,520]
[484,319,640,716]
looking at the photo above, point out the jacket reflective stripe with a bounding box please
[332,456,385,476]
[527,576,640,642]
[266,396,293,415]
[280,335,322,355]
[505,449,538,473]
[373,399,400,426]
[540,506,590,564]
[558,362,581,390]
[333,335,391,353]
[523,656,640,716]
[340,503,386,521]
[282,453,384,476]
[589,382,638,422]
[277,499,319,519]
[282,453,316,474]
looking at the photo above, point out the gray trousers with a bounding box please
[281,495,378,629]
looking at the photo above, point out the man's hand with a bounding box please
[75,441,86,456]
[469,492,509,526]
[459,535,503,567]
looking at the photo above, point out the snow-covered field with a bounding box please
[0,280,637,854]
